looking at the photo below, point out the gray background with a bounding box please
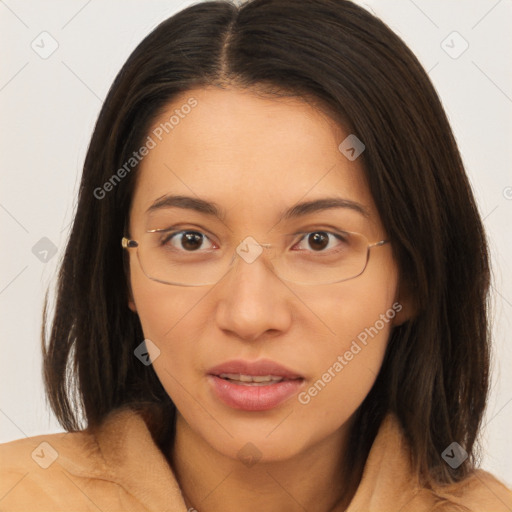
[1,0,511,485]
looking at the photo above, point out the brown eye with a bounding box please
[163,231,214,252]
[294,231,345,252]
[308,232,329,251]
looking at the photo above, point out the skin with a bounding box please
[127,86,413,512]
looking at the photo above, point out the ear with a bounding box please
[127,281,137,312]
[128,298,137,313]
[392,279,416,326]
[123,244,137,313]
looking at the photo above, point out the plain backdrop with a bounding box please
[1,0,511,486]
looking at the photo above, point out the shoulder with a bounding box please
[359,414,512,512]
[431,469,512,511]
[0,405,186,512]
[0,428,102,469]
[0,429,111,511]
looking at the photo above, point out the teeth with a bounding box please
[219,373,285,383]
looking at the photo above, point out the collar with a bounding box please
[58,404,509,511]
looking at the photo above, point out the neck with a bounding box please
[170,413,358,512]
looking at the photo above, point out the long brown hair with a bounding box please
[42,0,490,487]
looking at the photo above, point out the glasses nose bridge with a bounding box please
[228,238,280,276]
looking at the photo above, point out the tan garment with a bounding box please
[0,406,510,511]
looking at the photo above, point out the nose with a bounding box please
[213,246,293,342]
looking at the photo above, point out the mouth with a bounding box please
[208,358,304,380]
[217,373,299,386]
[207,359,305,411]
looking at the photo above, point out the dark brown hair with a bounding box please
[42,0,490,489]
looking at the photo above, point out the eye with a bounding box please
[293,231,348,252]
[161,230,216,252]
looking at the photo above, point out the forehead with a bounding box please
[130,86,381,231]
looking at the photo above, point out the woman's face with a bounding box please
[127,86,410,462]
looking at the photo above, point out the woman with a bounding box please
[1,0,510,510]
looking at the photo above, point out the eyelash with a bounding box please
[158,229,348,253]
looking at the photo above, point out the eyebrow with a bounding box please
[146,194,370,220]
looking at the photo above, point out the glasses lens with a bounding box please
[271,231,369,285]
[136,230,233,286]
[134,230,370,286]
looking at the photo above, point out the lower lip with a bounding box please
[208,375,304,411]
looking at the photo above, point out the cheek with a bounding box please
[129,259,223,410]
[295,257,398,349]
[130,257,194,337]
[292,260,398,420]
[291,322,391,451]
[129,261,204,375]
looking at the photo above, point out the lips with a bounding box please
[207,359,304,411]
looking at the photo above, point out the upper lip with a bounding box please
[208,359,303,379]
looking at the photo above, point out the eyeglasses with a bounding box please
[121,228,389,287]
